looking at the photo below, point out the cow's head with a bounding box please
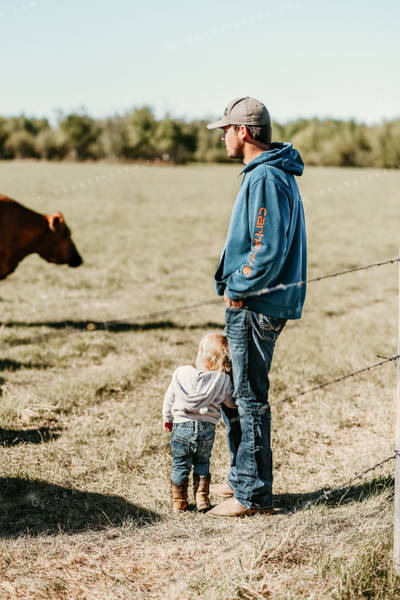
[39,212,83,267]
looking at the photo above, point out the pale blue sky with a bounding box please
[1,0,398,124]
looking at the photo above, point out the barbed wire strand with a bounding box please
[221,352,400,425]
[294,452,398,513]
[276,353,400,405]
[248,256,400,298]
[98,256,400,327]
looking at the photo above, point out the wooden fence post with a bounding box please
[394,249,400,573]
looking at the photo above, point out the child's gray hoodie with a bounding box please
[163,366,236,424]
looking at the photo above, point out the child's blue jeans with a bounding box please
[171,421,216,485]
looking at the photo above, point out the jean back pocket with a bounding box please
[259,315,287,343]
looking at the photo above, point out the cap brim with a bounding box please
[206,118,228,129]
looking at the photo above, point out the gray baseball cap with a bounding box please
[207,96,271,129]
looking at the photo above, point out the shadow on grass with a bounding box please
[2,319,224,332]
[0,320,225,348]
[0,478,161,536]
[0,426,61,447]
[0,358,49,371]
[274,475,394,513]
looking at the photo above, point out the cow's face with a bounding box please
[39,212,83,267]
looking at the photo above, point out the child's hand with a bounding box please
[163,422,173,432]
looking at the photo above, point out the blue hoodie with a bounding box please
[214,142,307,319]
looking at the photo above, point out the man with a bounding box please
[206,97,307,517]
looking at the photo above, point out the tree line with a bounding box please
[1,108,399,167]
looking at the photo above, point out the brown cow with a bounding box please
[0,195,83,280]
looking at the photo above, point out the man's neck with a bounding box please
[242,140,271,165]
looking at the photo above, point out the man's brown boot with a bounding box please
[210,481,234,497]
[207,497,275,518]
[193,474,211,511]
[171,480,188,512]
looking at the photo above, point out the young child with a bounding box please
[163,332,236,512]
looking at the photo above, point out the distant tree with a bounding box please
[100,116,130,160]
[5,115,50,136]
[153,117,197,163]
[125,107,157,159]
[0,115,50,158]
[290,119,328,165]
[192,121,231,163]
[36,129,68,160]
[290,119,374,167]
[282,118,311,141]
[367,119,400,168]
[59,113,103,160]
[0,117,9,158]
[25,117,50,136]
[271,121,285,141]
[4,130,38,159]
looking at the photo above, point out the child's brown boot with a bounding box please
[171,480,188,512]
[193,474,211,511]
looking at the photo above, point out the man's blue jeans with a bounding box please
[171,421,216,485]
[222,307,286,509]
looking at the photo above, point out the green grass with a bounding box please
[0,161,399,599]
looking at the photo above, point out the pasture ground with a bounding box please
[0,161,399,599]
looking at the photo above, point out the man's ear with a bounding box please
[239,125,250,140]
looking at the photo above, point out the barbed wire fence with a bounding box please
[1,254,399,571]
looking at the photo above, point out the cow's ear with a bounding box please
[48,212,64,232]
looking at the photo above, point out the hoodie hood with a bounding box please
[173,366,228,413]
[241,142,304,177]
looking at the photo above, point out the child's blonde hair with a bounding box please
[199,332,231,373]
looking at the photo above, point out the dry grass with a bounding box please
[0,161,399,598]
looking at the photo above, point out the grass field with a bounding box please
[0,160,399,599]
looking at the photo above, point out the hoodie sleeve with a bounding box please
[222,376,236,409]
[162,379,175,422]
[225,176,290,301]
